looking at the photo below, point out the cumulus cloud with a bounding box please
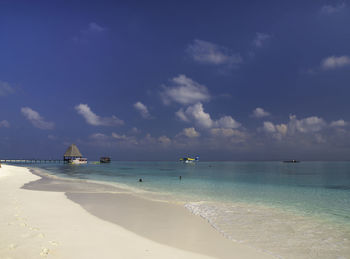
[321,2,346,14]
[252,33,271,48]
[112,132,138,144]
[161,75,211,105]
[262,115,328,140]
[321,55,350,70]
[288,115,326,133]
[177,102,241,130]
[263,121,277,133]
[158,135,172,145]
[215,116,241,129]
[182,103,213,128]
[187,39,242,67]
[252,107,270,118]
[0,120,10,128]
[21,107,54,130]
[178,127,200,138]
[210,128,246,138]
[262,121,288,140]
[330,119,347,127]
[0,81,15,96]
[75,104,124,126]
[134,102,151,119]
[175,108,190,122]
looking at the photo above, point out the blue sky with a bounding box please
[1,0,350,160]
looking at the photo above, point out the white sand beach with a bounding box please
[0,164,274,259]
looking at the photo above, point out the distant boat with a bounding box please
[180,156,199,164]
[100,157,111,163]
[69,158,88,164]
[283,160,300,163]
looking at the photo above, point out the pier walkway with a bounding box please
[0,159,65,164]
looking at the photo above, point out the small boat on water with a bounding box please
[69,158,88,164]
[180,156,199,164]
[100,157,111,163]
[283,160,300,163]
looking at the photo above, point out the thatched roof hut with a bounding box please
[63,144,83,161]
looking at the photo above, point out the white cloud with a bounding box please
[289,115,326,133]
[21,107,54,130]
[158,135,171,144]
[252,33,271,48]
[0,81,14,96]
[134,102,151,119]
[183,103,213,128]
[75,104,124,126]
[161,75,210,105]
[330,119,347,127]
[252,107,270,118]
[90,133,109,140]
[214,116,241,129]
[179,127,200,138]
[187,39,242,66]
[210,128,246,138]
[321,55,350,70]
[263,121,276,133]
[175,108,190,122]
[112,132,138,145]
[111,132,128,140]
[178,102,241,130]
[130,127,140,134]
[0,120,10,128]
[276,124,288,135]
[321,3,346,14]
[262,121,288,140]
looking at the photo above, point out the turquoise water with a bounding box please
[26,161,350,259]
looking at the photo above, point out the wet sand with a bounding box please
[1,165,274,259]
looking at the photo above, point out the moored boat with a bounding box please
[100,157,111,163]
[283,160,300,163]
[69,158,88,164]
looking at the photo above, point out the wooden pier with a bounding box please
[0,159,65,164]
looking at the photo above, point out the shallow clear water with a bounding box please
[25,161,350,259]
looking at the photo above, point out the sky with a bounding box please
[1,0,350,161]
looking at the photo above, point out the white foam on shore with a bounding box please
[185,201,350,259]
[0,165,219,259]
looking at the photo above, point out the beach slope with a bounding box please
[0,165,273,259]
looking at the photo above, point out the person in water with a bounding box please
[139,178,143,182]
[179,175,182,180]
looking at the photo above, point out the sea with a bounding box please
[25,161,350,259]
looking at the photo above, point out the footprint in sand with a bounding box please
[40,247,50,257]
[49,241,59,246]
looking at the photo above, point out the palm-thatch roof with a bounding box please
[64,144,83,158]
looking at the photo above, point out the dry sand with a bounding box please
[0,165,274,259]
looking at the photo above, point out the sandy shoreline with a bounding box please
[0,164,274,259]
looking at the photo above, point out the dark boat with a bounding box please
[283,160,300,163]
[100,157,111,163]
